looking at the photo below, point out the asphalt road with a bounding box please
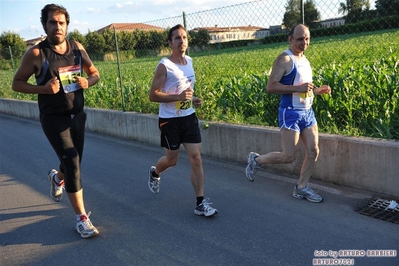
[0,113,398,266]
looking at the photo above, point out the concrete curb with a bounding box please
[1,98,398,197]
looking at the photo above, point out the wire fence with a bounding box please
[1,0,399,140]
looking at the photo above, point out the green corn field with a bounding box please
[1,29,398,139]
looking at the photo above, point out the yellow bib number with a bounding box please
[176,100,192,110]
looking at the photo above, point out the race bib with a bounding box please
[59,64,82,93]
[175,99,193,110]
[299,90,314,104]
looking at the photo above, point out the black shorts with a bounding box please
[159,113,201,150]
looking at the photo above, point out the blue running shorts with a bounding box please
[278,107,317,133]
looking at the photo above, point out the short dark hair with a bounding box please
[41,4,70,25]
[288,24,309,37]
[167,24,186,42]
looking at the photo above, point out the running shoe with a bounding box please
[245,152,260,182]
[148,166,160,194]
[292,185,323,203]
[76,212,99,239]
[194,198,218,217]
[48,169,64,202]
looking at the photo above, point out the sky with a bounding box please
[0,0,253,40]
[0,0,376,41]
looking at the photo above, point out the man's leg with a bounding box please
[292,124,323,203]
[67,188,86,215]
[148,148,180,194]
[297,125,319,189]
[154,148,180,175]
[183,143,204,197]
[185,142,218,216]
[255,128,300,165]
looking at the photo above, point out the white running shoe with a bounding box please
[194,198,218,217]
[76,212,99,239]
[48,169,64,202]
[148,166,160,194]
[245,152,260,182]
[292,185,323,203]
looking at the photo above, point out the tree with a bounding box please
[117,31,137,51]
[282,0,321,30]
[0,32,27,60]
[85,31,105,56]
[338,0,370,15]
[338,0,371,23]
[149,30,168,51]
[67,29,86,47]
[304,0,321,28]
[134,29,151,50]
[101,29,116,53]
[375,0,399,16]
[189,29,210,46]
[283,0,300,30]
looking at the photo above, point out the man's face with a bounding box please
[169,28,188,53]
[43,11,67,45]
[289,26,310,53]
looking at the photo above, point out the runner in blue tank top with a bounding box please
[245,24,331,203]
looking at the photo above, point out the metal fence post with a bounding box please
[183,11,188,55]
[114,25,125,112]
[8,46,15,72]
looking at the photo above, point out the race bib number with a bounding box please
[175,99,193,110]
[299,90,314,104]
[59,64,81,93]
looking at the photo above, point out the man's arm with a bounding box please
[76,42,99,89]
[266,53,313,94]
[12,46,60,94]
[148,64,193,103]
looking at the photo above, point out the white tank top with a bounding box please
[157,56,196,118]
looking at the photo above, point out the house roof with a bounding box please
[24,35,46,46]
[96,23,164,33]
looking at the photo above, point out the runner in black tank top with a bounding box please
[12,4,100,238]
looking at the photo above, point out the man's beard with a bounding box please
[44,27,67,45]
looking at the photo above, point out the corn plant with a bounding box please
[1,29,398,139]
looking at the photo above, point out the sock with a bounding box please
[151,168,159,178]
[196,196,204,206]
[76,213,86,222]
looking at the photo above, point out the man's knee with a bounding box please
[165,157,178,167]
[188,152,202,167]
[310,146,320,161]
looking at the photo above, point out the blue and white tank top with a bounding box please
[279,49,313,110]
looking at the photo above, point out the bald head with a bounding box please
[288,24,309,38]
[288,24,310,55]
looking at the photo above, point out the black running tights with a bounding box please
[40,111,86,193]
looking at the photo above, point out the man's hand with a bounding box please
[193,97,202,108]
[45,77,60,94]
[179,88,193,101]
[315,85,332,96]
[298,82,314,93]
[76,76,89,89]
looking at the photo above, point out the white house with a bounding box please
[193,25,269,44]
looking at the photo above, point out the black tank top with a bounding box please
[36,39,84,115]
